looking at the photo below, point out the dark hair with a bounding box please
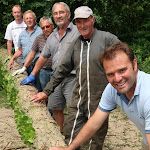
[99,41,135,68]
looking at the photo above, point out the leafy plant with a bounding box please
[0,61,36,146]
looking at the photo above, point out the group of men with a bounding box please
[5,2,150,150]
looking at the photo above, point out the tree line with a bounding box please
[0,0,150,72]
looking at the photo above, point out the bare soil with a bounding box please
[0,106,142,150]
[0,48,142,150]
[0,107,32,150]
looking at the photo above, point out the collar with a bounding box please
[81,36,91,42]
[26,24,38,32]
[55,22,73,33]
[79,28,97,43]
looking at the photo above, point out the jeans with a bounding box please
[26,64,42,92]
[39,68,54,119]
[39,68,53,90]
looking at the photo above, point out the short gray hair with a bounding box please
[39,16,53,25]
[23,10,36,19]
[52,2,70,14]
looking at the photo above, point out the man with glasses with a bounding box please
[12,16,54,91]
[21,2,80,132]
[32,6,119,150]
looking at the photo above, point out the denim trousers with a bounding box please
[39,68,53,90]
[39,68,54,119]
[26,64,42,92]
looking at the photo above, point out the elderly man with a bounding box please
[8,10,42,91]
[21,2,80,132]
[4,5,26,64]
[32,6,119,150]
[12,16,54,91]
[50,41,150,150]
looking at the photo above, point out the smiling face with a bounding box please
[53,4,70,28]
[24,12,36,28]
[103,51,138,100]
[75,16,95,39]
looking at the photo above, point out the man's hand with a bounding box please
[4,56,12,64]
[30,92,48,102]
[21,74,35,85]
[8,58,14,70]
[12,66,26,76]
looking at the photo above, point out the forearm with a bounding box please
[7,40,12,56]
[43,67,69,96]
[24,51,36,68]
[12,48,22,60]
[68,109,109,150]
[146,133,150,149]
[31,55,47,76]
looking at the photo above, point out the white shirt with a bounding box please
[4,20,26,51]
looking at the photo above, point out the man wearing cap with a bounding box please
[32,6,119,150]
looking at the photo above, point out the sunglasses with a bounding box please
[41,25,51,30]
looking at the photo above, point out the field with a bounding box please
[0,89,142,150]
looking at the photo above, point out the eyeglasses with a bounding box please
[41,25,51,30]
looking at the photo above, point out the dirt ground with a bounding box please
[103,107,142,150]
[0,107,32,150]
[0,106,142,150]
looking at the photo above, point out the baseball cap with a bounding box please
[74,6,93,20]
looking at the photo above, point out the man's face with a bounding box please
[12,6,22,20]
[75,16,95,39]
[53,4,70,28]
[103,51,138,99]
[40,20,54,38]
[24,13,36,28]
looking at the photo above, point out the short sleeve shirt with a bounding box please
[4,20,26,51]
[31,34,52,70]
[99,70,150,145]
[18,25,42,63]
[41,22,80,71]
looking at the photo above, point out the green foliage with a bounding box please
[1,0,150,71]
[0,61,36,146]
[131,39,150,74]
[1,0,150,44]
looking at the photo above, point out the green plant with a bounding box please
[0,61,36,146]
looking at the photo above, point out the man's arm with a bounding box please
[12,50,37,76]
[49,108,110,150]
[20,55,47,85]
[24,51,36,68]
[146,133,150,149]
[8,47,22,70]
[31,55,48,76]
[7,40,13,56]
[31,44,75,102]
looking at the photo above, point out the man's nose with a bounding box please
[114,73,122,82]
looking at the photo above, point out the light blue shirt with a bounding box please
[18,25,42,63]
[99,70,150,145]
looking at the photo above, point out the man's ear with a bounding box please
[67,12,71,20]
[92,16,95,24]
[133,58,138,71]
